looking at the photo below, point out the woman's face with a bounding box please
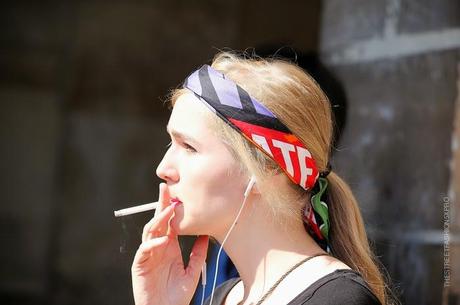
[156,93,249,237]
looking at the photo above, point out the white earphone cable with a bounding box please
[206,176,255,305]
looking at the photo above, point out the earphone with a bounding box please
[244,176,257,198]
[200,175,257,305]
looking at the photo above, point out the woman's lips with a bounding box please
[170,198,183,208]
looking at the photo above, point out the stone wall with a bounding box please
[320,1,460,304]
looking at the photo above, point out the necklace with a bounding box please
[240,253,330,305]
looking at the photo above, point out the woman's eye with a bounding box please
[165,140,196,153]
[183,143,196,152]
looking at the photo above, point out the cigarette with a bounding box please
[114,202,159,217]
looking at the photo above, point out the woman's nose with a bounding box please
[155,152,179,183]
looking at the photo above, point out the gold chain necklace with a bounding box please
[239,253,330,305]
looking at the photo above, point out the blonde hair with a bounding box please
[168,51,395,305]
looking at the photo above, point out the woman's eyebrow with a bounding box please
[166,125,199,144]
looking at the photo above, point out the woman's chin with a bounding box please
[170,217,205,236]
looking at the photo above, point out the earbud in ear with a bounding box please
[244,176,257,198]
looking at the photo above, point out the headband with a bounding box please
[183,65,331,250]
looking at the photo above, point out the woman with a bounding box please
[131,51,392,305]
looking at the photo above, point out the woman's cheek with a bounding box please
[169,200,204,234]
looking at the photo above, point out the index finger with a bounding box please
[154,183,170,217]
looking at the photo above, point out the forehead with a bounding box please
[168,93,215,137]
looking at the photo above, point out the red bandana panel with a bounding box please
[230,119,319,190]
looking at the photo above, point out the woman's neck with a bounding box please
[212,199,326,304]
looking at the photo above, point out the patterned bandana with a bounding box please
[183,64,331,251]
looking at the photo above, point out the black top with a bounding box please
[203,269,382,305]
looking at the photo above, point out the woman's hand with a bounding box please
[131,183,209,305]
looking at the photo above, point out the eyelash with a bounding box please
[165,140,196,153]
[183,142,197,152]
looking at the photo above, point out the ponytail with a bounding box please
[327,171,396,305]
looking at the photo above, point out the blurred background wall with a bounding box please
[1,1,459,305]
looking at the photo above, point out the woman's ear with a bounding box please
[255,184,262,194]
[250,182,261,195]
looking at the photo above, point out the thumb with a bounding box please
[186,235,209,281]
